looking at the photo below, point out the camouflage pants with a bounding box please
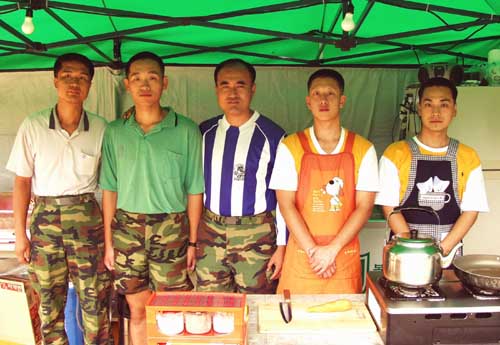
[196,209,277,293]
[112,209,193,294]
[29,195,110,345]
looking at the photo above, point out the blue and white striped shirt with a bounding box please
[200,111,287,244]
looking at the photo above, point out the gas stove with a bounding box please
[379,276,445,302]
[366,271,500,345]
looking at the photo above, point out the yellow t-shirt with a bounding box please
[382,139,481,203]
[283,128,374,186]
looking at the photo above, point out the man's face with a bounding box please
[215,66,256,117]
[306,77,346,122]
[124,58,167,106]
[54,61,92,104]
[418,86,457,134]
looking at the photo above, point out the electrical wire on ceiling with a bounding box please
[49,1,323,20]
[319,0,327,32]
[441,24,488,50]
[413,49,421,64]
[47,5,138,18]
[101,0,124,75]
[101,0,118,32]
[484,0,500,16]
[428,10,468,31]
[416,3,493,59]
[421,23,488,56]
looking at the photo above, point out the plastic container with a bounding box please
[184,312,211,334]
[156,311,184,335]
[213,311,235,334]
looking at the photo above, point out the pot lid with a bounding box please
[396,229,435,244]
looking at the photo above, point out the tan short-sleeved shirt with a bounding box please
[6,107,107,196]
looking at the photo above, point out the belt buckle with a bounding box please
[218,215,231,225]
[224,215,238,225]
[58,194,91,206]
[55,196,78,206]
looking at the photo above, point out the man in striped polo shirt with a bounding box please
[196,59,286,293]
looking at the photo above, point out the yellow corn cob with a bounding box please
[307,299,352,312]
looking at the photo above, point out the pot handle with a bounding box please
[385,206,441,242]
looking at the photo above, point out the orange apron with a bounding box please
[277,130,362,294]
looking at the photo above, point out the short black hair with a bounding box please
[214,58,256,84]
[53,53,94,80]
[307,69,345,93]
[418,77,458,103]
[125,52,164,77]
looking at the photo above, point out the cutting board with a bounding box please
[257,301,376,333]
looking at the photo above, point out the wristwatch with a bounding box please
[187,241,197,248]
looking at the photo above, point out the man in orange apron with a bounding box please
[270,69,379,293]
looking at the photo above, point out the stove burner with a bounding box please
[394,285,428,297]
[463,284,500,300]
[378,277,445,301]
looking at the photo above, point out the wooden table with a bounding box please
[246,294,384,345]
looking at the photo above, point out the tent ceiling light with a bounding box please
[21,8,35,35]
[341,1,355,32]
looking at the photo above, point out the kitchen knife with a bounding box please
[279,289,292,323]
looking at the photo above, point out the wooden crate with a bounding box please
[146,291,247,345]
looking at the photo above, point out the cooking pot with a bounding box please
[382,206,462,287]
[453,254,500,294]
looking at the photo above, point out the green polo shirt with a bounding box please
[100,107,204,214]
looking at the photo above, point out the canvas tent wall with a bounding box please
[0,66,416,191]
[0,0,498,190]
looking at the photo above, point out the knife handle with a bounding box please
[283,289,291,302]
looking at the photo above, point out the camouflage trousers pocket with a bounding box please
[196,215,277,293]
[113,209,192,293]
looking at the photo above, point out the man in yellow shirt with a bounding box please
[270,69,378,293]
[376,77,489,255]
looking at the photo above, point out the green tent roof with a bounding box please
[0,0,499,71]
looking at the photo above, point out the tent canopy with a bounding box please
[0,0,499,71]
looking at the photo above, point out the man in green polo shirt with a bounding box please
[100,51,204,345]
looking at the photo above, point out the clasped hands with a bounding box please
[306,244,339,279]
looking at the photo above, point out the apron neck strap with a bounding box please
[344,130,355,153]
[297,130,312,153]
[297,129,355,154]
